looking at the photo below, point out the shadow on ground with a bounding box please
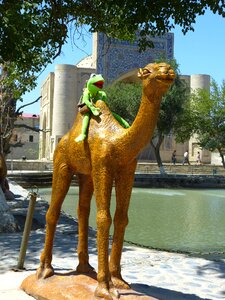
[131,283,211,300]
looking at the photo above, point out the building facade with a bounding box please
[39,32,175,160]
[39,32,212,164]
[10,113,40,160]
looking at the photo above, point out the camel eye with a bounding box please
[143,69,151,75]
[138,67,152,78]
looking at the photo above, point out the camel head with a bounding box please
[138,62,176,98]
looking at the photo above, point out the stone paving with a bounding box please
[1,181,225,300]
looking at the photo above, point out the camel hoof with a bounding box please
[109,281,120,298]
[36,265,54,279]
[94,283,119,300]
[76,262,95,273]
[36,266,43,279]
[111,276,130,289]
[95,287,113,300]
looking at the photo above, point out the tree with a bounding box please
[0,65,41,155]
[1,1,225,93]
[151,59,190,172]
[0,1,225,156]
[189,80,225,167]
[0,66,18,155]
[105,82,141,125]
[105,59,190,172]
[0,61,38,158]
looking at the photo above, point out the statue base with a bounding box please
[21,271,158,300]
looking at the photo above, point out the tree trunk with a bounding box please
[0,153,7,192]
[151,134,166,174]
[0,187,18,232]
[218,148,225,168]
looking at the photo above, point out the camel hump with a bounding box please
[95,99,109,111]
[92,100,125,132]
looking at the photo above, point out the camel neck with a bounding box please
[124,90,162,159]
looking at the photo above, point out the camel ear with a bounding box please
[137,68,143,79]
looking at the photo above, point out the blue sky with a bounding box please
[21,10,225,114]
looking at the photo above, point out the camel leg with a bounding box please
[110,161,137,289]
[76,174,95,273]
[92,166,118,300]
[36,162,72,279]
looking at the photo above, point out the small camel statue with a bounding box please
[37,62,175,299]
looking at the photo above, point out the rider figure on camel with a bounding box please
[75,73,130,142]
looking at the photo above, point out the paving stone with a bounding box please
[1,181,225,300]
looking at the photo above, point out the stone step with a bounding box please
[136,163,225,176]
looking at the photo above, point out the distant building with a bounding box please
[9,113,40,160]
[39,32,174,160]
[38,32,216,164]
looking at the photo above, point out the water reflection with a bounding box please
[38,187,225,254]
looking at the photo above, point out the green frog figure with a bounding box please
[75,73,130,142]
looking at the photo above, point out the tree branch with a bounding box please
[9,141,24,148]
[16,96,41,115]
[14,124,40,132]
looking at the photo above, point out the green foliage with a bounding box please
[105,58,191,169]
[190,80,225,153]
[151,57,190,139]
[172,103,195,144]
[0,1,71,97]
[1,63,36,100]
[0,1,69,73]
[157,61,190,135]
[106,59,189,135]
[1,0,225,97]
[2,1,225,62]
[105,82,142,124]
[148,58,190,167]
[105,58,190,168]
[1,0,225,157]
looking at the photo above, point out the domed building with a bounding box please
[39,32,211,164]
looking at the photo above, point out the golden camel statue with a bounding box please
[37,62,175,299]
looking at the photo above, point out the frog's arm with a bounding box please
[82,89,93,108]
[100,91,108,103]
[83,89,100,115]
[97,91,129,127]
[112,112,130,128]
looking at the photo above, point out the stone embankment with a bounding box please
[136,162,225,176]
[6,162,225,188]
[134,173,225,188]
[134,163,225,188]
